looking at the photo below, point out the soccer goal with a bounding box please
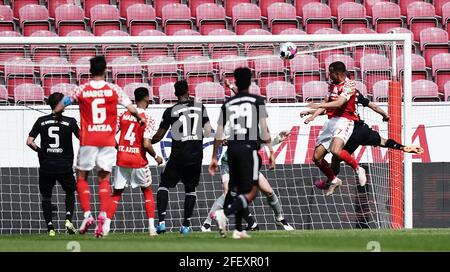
[0,33,412,234]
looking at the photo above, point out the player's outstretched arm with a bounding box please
[308,96,347,110]
[303,108,326,124]
[367,102,390,122]
[26,136,40,152]
[143,138,163,165]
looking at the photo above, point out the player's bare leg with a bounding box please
[95,170,111,238]
[77,170,94,234]
[258,174,294,231]
[330,137,366,188]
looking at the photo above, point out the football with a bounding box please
[280,42,297,60]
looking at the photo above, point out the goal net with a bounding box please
[0,34,412,234]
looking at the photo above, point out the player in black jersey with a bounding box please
[151,80,212,235]
[301,90,424,189]
[26,92,80,236]
[209,67,275,239]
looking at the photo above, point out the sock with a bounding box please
[142,187,155,219]
[76,178,91,213]
[315,159,336,181]
[149,218,155,230]
[385,139,404,150]
[235,210,243,231]
[157,187,169,223]
[204,194,225,225]
[242,207,255,227]
[338,150,358,171]
[98,179,111,213]
[65,191,75,221]
[183,192,197,227]
[224,194,247,216]
[47,221,54,231]
[41,196,53,229]
[266,193,283,219]
[107,190,123,219]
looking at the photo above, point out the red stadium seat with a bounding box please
[354,81,369,97]
[208,29,238,60]
[50,83,77,96]
[90,4,121,36]
[48,0,70,19]
[260,0,284,18]
[337,2,368,34]
[0,84,8,103]
[75,56,91,85]
[325,54,356,79]
[302,2,333,34]
[190,0,215,18]
[360,54,391,94]
[0,5,14,32]
[365,0,388,17]
[314,28,345,68]
[225,0,251,18]
[302,81,328,102]
[101,30,133,63]
[407,1,437,42]
[399,0,421,16]
[434,0,448,17]
[290,54,320,99]
[196,3,227,35]
[387,27,416,55]
[397,54,427,83]
[5,57,35,100]
[123,82,153,103]
[267,3,298,35]
[173,29,203,60]
[232,3,262,35]
[218,55,247,96]
[0,31,25,73]
[14,83,44,103]
[372,80,389,102]
[329,0,353,17]
[295,0,320,18]
[444,81,450,101]
[279,28,309,51]
[111,56,144,88]
[254,55,286,96]
[19,4,50,36]
[147,56,179,99]
[39,56,72,97]
[432,53,450,93]
[194,82,225,103]
[118,0,145,19]
[412,80,441,102]
[419,27,449,68]
[137,30,168,61]
[30,30,61,62]
[249,82,262,96]
[155,0,179,19]
[65,30,97,63]
[266,81,296,103]
[372,2,402,33]
[183,56,215,96]
[12,0,39,19]
[444,3,450,37]
[126,4,157,36]
[55,4,86,36]
[244,29,274,68]
[82,0,109,19]
[350,28,380,66]
[162,3,192,36]
[158,82,178,104]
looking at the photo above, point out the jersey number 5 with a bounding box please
[48,127,60,148]
[92,98,106,124]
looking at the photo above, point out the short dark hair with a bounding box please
[329,61,346,73]
[90,56,107,77]
[174,80,188,97]
[134,87,149,102]
[48,92,64,110]
[234,67,252,91]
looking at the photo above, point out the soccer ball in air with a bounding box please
[279,42,297,60]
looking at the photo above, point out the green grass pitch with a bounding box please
[1,229,450,252]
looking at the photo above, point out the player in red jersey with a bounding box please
[306,61,367,196]
[102,87,163,236]
[54,56,143,237]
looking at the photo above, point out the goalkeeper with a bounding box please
[300,90,423,190]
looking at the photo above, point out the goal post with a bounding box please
[0,33,413,233]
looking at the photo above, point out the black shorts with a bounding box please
[160,159,202,189]
[344,122,381,154]
[227,143,261,194]
[39,170,76,197]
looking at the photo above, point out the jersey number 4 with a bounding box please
[124,123,136,145]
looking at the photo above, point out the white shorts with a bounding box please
[76,146,117,172]
[316,117,354,151]
[113,166,152,189]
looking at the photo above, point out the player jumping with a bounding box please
[103,87,163,237]
[151,80,212,235]
[54,56,143,238]
[27,92,79,236]
[301,89,424,190]
[306,61,366,196]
